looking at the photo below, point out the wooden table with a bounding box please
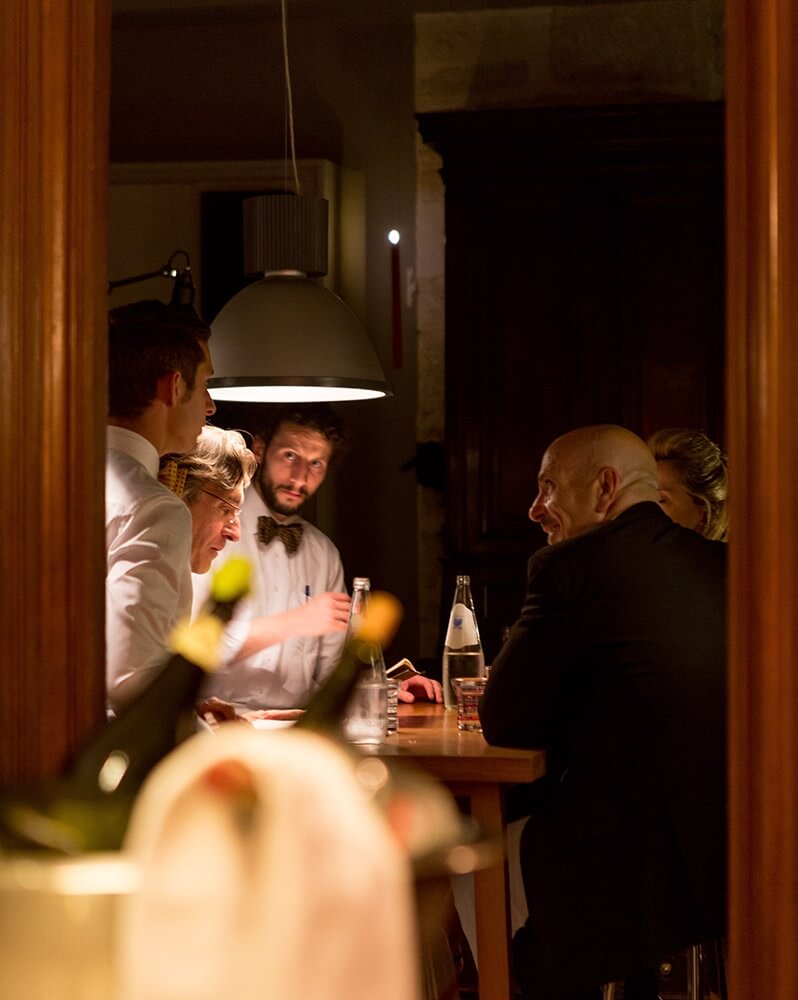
[375,703,545,1000]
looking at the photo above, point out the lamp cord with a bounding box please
[280,0,301,196]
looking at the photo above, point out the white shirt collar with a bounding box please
[106,425,160,479]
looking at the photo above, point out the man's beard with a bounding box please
[259,471,308,518]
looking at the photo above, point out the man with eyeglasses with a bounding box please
[105,300,216,715]
[165,425,256,576]
[191,404,353,713]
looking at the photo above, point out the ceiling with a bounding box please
[112,0,663,16]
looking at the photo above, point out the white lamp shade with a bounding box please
[207,273,392,403]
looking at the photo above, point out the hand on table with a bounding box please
[243,707,306,723]
[398,676,443,703]
[196,696,252,728]
[199,698,306,731]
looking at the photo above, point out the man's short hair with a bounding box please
[108,300,211,420]
[251,403,348,459]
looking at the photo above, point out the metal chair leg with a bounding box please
[715,937,728,1000]
[688,937,728,1000]
[703,936,728,1000]
[687,942,701,999]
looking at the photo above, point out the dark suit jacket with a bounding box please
[480,502,727,997]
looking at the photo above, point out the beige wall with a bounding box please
[415,1,723,114]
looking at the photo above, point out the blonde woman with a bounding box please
[647,428,729,541]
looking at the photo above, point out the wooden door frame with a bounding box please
[725,1,798,995]
[0,0,109,782]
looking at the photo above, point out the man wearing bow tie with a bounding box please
[194,404,352,711]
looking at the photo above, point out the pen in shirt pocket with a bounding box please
[304,585,311,602]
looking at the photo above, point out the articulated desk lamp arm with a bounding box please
[108,249,196,309]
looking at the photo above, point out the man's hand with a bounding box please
[196,696,250,728]
[236,591,352,660]
[292,591,352,636]
[243,707,305,722]
[398,676,443,703]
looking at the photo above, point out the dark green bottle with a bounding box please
[0,558,251,854]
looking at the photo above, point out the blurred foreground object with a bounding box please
[0,734,496,1000]
[0,852,139,1000]
[120,726,419,1000]
[0,559,251,853]
[0,585,494,1000]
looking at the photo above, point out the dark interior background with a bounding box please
[110,0,725,666]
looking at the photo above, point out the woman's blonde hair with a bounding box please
[647,428,729,541]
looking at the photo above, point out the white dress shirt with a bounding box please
[106,425,193,713]
[193,486,346,710]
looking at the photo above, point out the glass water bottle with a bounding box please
[340,577,389,745]
[442,574,485,709]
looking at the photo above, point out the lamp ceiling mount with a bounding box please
[244,194,327,277]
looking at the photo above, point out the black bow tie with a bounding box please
[257,515,304,555]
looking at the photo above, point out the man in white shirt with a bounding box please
[195,404,352,711]
[106,300,216,714]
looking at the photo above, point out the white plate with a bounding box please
[250,718,298,731]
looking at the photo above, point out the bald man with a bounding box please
[480,425,727,1000]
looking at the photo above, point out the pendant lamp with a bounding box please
[206,0,390,403]
[207,193,391,402]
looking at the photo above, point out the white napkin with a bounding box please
[119,727,419,1000]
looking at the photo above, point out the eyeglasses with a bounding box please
[199,487,242,524]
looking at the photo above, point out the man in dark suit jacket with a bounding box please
[480,425,726,1000]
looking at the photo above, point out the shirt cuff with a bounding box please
[221,619,249,661]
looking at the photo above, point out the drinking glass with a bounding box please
[385,679,400,735]
[452,677,486,732]
[341,679,388,746]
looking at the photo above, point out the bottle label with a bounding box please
[445,602,479,648]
